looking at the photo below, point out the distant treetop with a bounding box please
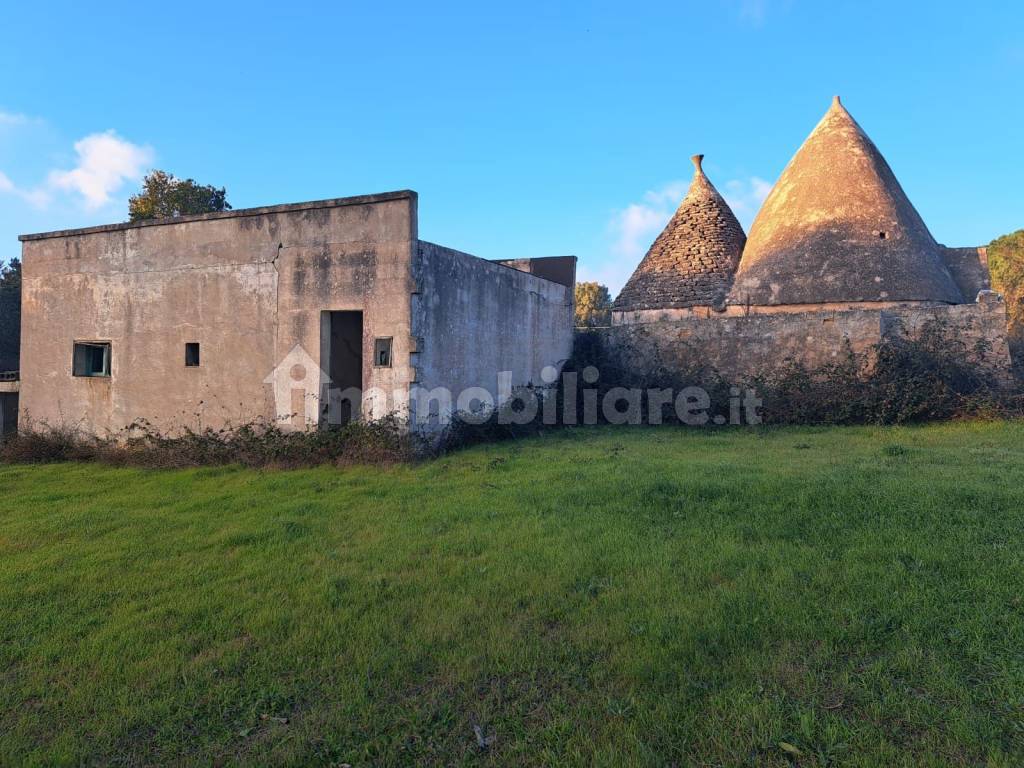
[128,170,231,222]
[988,229,1024,371]
[575,281,612,328]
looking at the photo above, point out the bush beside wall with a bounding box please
[0,417,416,469]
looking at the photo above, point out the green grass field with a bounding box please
[3,423,1024,767]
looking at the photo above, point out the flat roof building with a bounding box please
[17,190,575,435]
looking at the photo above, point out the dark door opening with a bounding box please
[321,310,363,428]
[0,392,17,437]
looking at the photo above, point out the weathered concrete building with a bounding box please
[18,191,575,435]
[609,97,1012,379]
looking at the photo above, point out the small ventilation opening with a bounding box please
[185,342,200,367]
[374,337,393,367]
[878,231,888,239]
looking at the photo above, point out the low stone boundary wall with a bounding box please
[602,294,1012,383]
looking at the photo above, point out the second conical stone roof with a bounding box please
[614,155,746,311]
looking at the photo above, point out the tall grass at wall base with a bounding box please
[0,416,418,469]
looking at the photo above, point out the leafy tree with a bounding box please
[988,230,1024,368]
[574,281,613,328]
[0,258,22,372]
[128,170,231,221]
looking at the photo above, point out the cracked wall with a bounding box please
[18,193,418,434]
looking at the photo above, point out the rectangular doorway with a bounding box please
[0,393,17,436]
[320,311,363,428]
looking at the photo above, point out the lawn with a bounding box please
[2,422,1024,767]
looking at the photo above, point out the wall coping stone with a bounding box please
[19,190,417,242]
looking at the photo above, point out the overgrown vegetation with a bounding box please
[3,318,1020,468]
[1,416,416,469]
[988,229,1024,374]
[128,169,231,221]
[0,258,20,372]
[754,318,1013,425]
[3,423,1024,765]
[572,318,1020,428]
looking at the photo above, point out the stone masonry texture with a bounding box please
[614,155,746,312]
[604,296,1012,384]
[727,97,962,306]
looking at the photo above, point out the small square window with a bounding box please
[72,342,111,378]
[374,337,393,367]
[185,342,200,367]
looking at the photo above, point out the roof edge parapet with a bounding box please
[19,189,417,241]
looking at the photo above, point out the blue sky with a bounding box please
[1,1,1022,293]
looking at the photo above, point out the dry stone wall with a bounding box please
[603,296,1013,383]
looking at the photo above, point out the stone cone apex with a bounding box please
[728,96,962,306]
[613,155,746,312]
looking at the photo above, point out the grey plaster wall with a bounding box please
[18,192,418,435]
[412,242,575,425]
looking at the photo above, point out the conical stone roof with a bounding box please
[728,97,962,306]
[614,155,746,311]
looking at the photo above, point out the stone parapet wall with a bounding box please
[612,300,954,325]
[883,293,1012,376]
[939,246,991,302]
[603,294,1012,383]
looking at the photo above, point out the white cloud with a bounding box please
[593,174,773,297]
[609,180,687,261]
[586,180,688,296]
[0,170,50,208]
[48,131,153,209]
[608,175,772,265]
[722,176,772,229]
[1,128,153,211]
[21,186,52,208]
[576,260,636,298]
[0,111,31,126]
